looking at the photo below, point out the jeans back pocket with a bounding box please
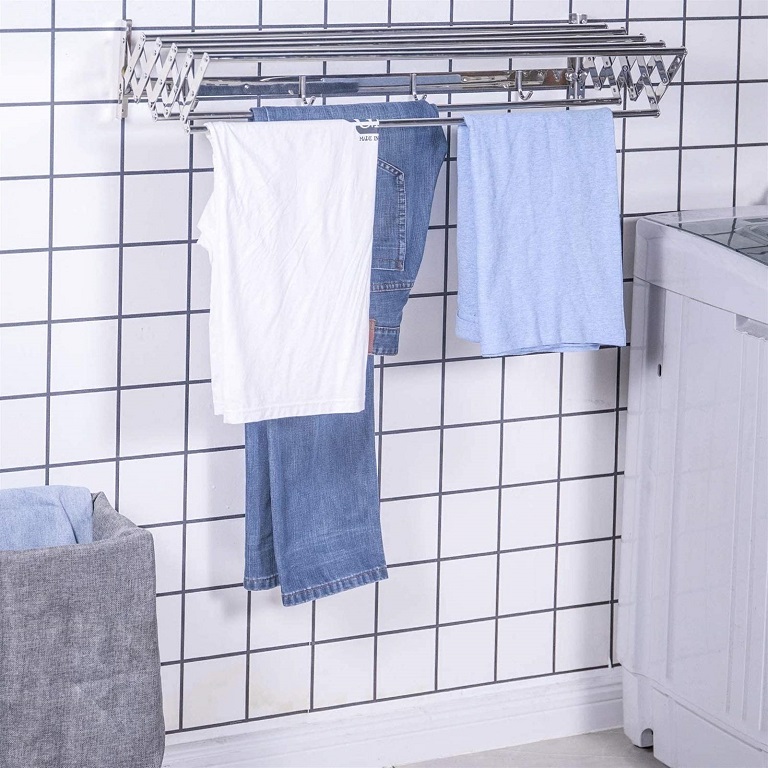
[372,159,406,272]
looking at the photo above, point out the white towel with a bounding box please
[199,120,379,423]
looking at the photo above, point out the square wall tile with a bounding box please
[261,0,325,24]
[118,454,185,526]
[0,325,47,396]
[622,150,679,216]
[499,548,556,615]
[182,656,246,728]
[119,385,186,457]
[51,249,119,320]
[381,363,442,431]
[381,496,438,565]
[0,1,52,28]
[453,0,511,21]
[378,563,437,632]
[500,483,558,550]
[55,1,123,26]
[0,397,47,469]
[557,540,614,607]
[50,319,117,391]
[0,179,49,251]
[738,83,768,145]
[186,448,244,520]
[439,554,497,623]
[49,461,116,498]
[503,353,560,419]
[187,383,243,451]
[497,611,554,680]
[562,348,618,414]
[443,358,502,425]
[125,0,192,27]
[314,580,376,641]
[502,418,559,485]
[0,33,50,103]
[161,665,180,732]
[193,0,261,25]
[685,0,739,14]
[390,0,451,22]
[740,18,768,80]
[184,587,247,659]
[555,604,611,671]
[442,424,500,492]
[123,172,191,244]
[0,105,50,177]
[559,476,616,543]
[413,229,448,295]
[680,147,735,211]
[0,252,48,324]
[377,629,436,699]
[54,31,115,102]
[736,146,768,207]
[683,19,739,82]
[395,296,445,363]
[0,469,47,490]
[156,594,182,663]
[249,646,311,718]
[512,0,570,20]
[249,589,312,650]
[441,489,498,558]
[149,523,183,594]
[437,620,495,689]
[683,84,736,147]
[53,103,121,175]
[124,106,191,172]
[185,517,245,589]
[326,0,389,23]
[624,87,681,151]
[560,412,617,478]
[49,391,116,464]
[120,316,187,387]
[380,429,440,499]
[53,175,120,248]
[121,245,188,315]
[313,638,374,709]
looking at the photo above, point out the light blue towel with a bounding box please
[456,108,626,356]
[0,485,93,551]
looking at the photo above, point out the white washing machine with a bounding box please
[619,207,768,768]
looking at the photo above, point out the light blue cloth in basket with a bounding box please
[0,485,93,551]
[456,108,626,356]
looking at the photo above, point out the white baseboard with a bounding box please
[163,667,623,768]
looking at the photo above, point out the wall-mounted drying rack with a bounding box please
[116,13,685,132]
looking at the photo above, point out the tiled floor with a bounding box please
[404,728,665,768]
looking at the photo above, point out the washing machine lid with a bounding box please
[635,207,768,324]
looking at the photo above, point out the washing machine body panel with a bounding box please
[619,207,768,768]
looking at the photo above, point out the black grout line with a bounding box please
[732,0,744,206]
[550,354,565,673]
[43,0,56,486]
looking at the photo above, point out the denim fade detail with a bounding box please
[250,101,447,357]
[281,565,388,607]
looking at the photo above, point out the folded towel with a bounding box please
[456,108,626,356]
[0,485,93,551]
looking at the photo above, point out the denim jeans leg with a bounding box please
[244,421,280,590]
[265,356,387,606]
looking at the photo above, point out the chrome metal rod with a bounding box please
[184,98,660,131]
[181,44,682,60]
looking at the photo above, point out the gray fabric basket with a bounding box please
[0,492,165,768]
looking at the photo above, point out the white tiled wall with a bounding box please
[0,0,766,738]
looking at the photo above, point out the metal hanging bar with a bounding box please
[116,15,686,127]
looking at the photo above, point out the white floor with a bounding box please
[404,729,664,768]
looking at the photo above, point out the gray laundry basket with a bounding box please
[0,492,165,768]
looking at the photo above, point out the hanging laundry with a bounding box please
[199,120,379,423]
[456,108,626,356]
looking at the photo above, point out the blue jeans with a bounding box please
[245,102,446,606]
